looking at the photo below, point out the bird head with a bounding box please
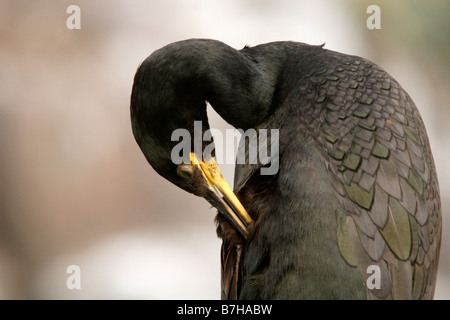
[130,41,252,238]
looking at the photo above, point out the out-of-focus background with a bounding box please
[0,0,448,299]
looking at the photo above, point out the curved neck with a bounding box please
[138,39,285,130]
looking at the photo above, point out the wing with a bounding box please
[305,53,442,299]
[218,48,441,300]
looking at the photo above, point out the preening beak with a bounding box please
[190,153,252,239]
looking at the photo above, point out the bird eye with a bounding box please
[177,165,194,179]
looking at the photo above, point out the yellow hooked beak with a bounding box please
[190,152,252,238]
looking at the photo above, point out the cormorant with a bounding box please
[130,39,441,299]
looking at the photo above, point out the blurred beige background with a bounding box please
[0,0,448,299]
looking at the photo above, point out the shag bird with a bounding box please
[130,39,441,299]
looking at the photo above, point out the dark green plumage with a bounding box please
[130,39,442,300]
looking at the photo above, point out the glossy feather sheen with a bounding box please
[219,42,441,299]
